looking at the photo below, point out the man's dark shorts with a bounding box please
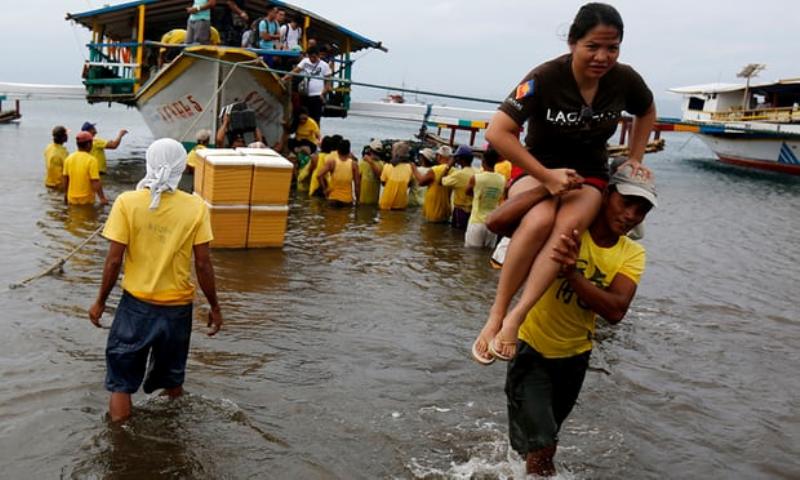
[505,340,590,455]
[105,291,193,394]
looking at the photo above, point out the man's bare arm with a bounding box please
[88,241,126,327]
[194,243,222,336]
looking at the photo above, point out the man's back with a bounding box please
[44,143,68,188]
[103,190,213,305]
[470,171,506,224]
[443,167,476,210]
[63,151,99,204]
[519,231,645,358]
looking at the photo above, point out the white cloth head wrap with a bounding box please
[136,138,187,210]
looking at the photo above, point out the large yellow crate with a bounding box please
[202,156,254,205]
[250,157,294,206]
[195,149,241,196]
[206,201,250,249]
[247,205,289,248]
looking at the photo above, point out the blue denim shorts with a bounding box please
[105,291,193,394]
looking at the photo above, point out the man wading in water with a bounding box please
[88,138,222,422]
[483,164,657,476]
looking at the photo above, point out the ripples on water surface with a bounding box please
[0,101,798,479]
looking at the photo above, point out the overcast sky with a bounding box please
[1,0,798,115]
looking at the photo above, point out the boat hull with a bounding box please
[136,47,288,148]
[698,134,800,175]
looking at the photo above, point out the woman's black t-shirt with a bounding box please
[497,54,653,180]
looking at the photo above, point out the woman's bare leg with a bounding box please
[493,186,603,358]
[474,177,557,360]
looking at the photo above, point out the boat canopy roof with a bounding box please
[66,0,386,53]
[670,79,800,96]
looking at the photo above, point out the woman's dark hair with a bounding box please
[567,3,624,44]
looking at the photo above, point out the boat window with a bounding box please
[688,97,705,111]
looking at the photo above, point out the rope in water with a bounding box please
[9,222,105,290]
[181,52,503,105]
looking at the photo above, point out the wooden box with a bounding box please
[202,156,254,205]
[206,201,250,249]
[250,156,294,206]
[247,205,289,247]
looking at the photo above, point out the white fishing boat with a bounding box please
[668,69,800,174]
[64,0,385,148]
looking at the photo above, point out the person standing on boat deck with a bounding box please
[318,139,360,207]
[62,131,108,206]
[274,9,287,49]
[484,165,656,476]
[185,0,216,45]
[258,6,280,51]
[88,138,222,423]
[378,142,414,210]
[358,139,385,206]
[464,150,506,248]
[216,0,248,47]
[280,16,303,51]
[44,126,69,190]
[442,145,477,230]
[472,2,656,362]
[81,122,128,174]
[281,46,332,125]
[411,145,453,223]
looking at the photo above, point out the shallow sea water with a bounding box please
[0,100,798,479]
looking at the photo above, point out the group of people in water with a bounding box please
[43,121,128,206]
[288,128,512,248]
[46,2,663,476]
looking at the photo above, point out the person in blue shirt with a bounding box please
[185,0,216,44]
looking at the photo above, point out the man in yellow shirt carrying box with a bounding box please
[88,138,222,423]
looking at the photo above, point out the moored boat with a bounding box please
[667,76,800,174]
[65,0,385,148]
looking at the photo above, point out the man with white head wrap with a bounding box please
[89,138,223,422]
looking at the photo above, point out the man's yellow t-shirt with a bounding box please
[519,231,646,358]
[44,143,68,188]
[494,160,512,182]
[295,117,320,143]
[423,163,451,222]
[379,163,412,210]
[442,166,476,210]
[186,144,206,169]
[102,189,214,305]
[469,171,505,224]
[90,137,109,173]
[62,151,100,205]
[358,158,383,205]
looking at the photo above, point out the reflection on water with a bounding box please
[1,103,799,479]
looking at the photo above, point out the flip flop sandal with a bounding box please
[488,337,517,362]
[471,338,495,365]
